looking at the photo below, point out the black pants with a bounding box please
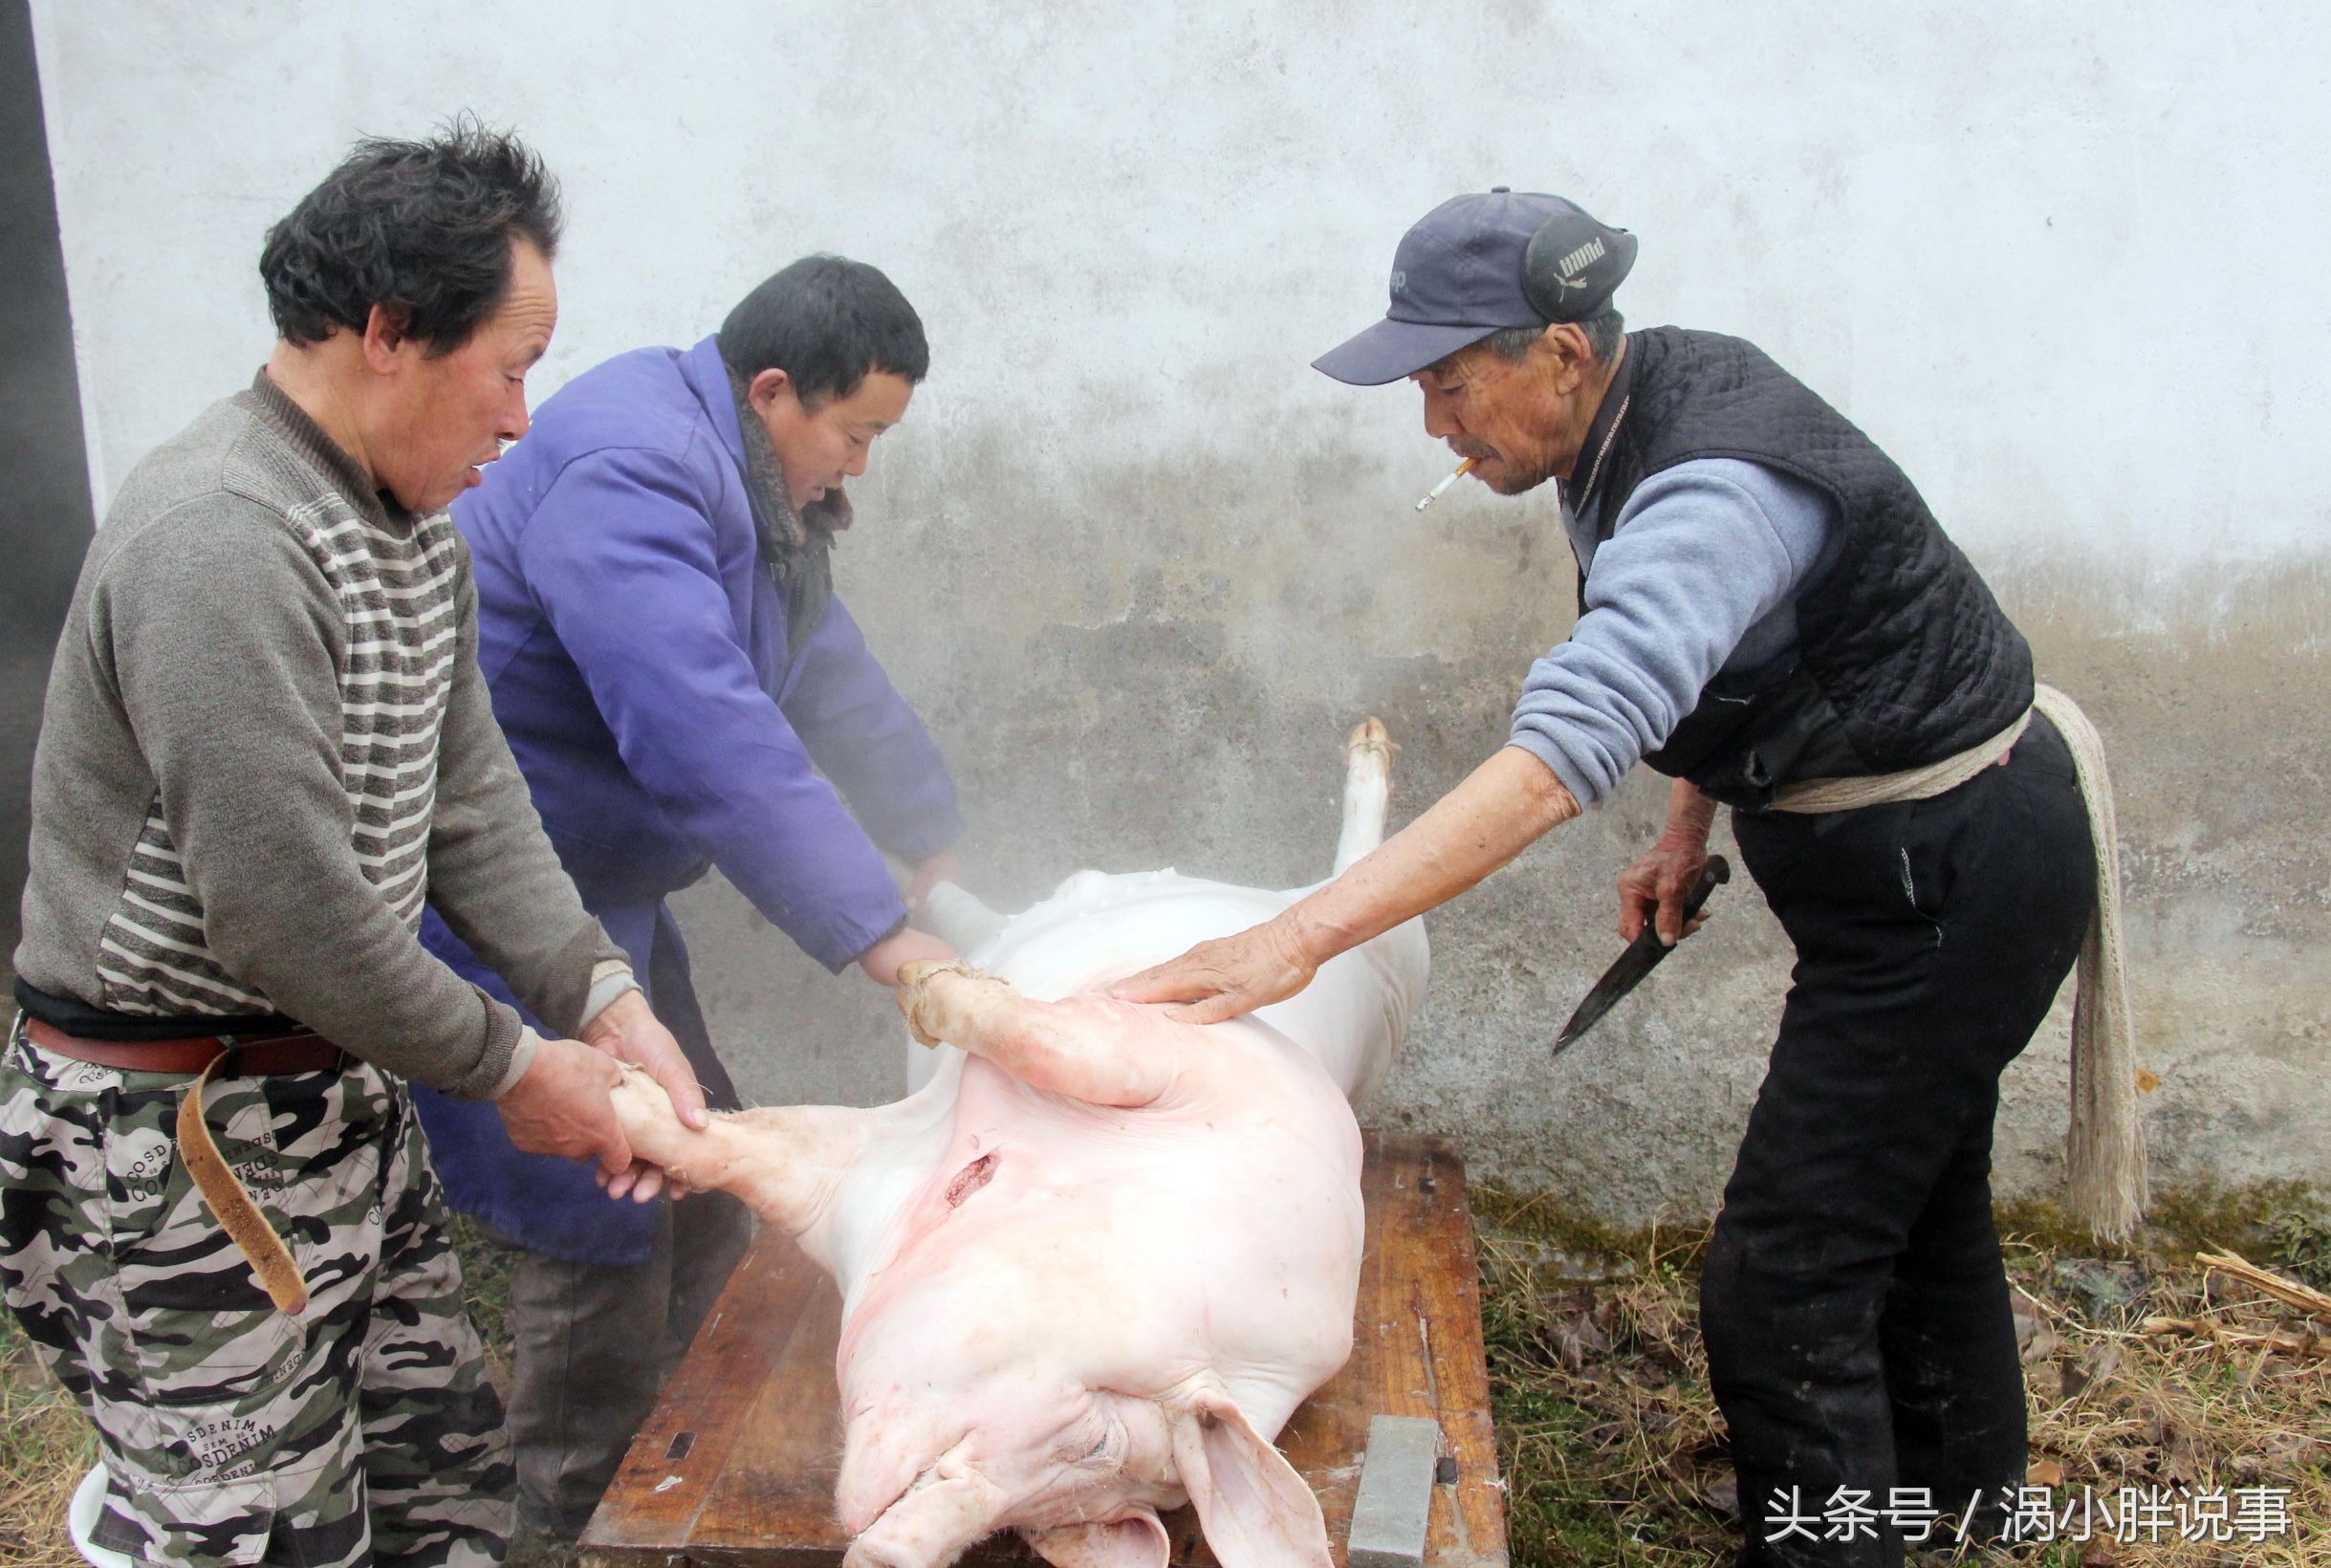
[1706,717,2094,1567]
[506,1187,752,1537]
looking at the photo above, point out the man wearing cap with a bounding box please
[1118,189,2109,1565]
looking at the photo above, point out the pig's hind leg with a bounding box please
[897,962,1187,1108]
[1332,717,1397,876]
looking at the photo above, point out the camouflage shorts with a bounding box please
[0,1021,515,1566]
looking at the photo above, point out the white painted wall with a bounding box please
[32,1,2331,569]
[25,2,2331,1211]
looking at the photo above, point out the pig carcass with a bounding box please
[609,720,1429,1568]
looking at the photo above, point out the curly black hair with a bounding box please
[718,254,929,408]
[258,116,562,356]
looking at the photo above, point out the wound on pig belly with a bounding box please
[946,1152,1000,1208]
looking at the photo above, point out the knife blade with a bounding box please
[1552,855,1731,1058]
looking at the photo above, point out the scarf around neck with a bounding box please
[726,360,854,659]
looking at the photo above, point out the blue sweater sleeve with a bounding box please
[1507,458,1835,805]
[513,445,906,971]
[785,595,963,863]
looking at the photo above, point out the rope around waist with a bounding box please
[1769,708,2030,815]
[1762,684,2147,1240]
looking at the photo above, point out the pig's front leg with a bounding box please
[609,1067,875,1245]
[896,962,1188,1107]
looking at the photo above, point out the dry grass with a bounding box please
[0,1312,98,1568]
[1471,1183,2331,1566]
[3,1196,2323,1566]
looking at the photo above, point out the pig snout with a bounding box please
[841,1451,1007,1568]
[839,1388,1185,1568]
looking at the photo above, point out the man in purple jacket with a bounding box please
[413,255,963,1540]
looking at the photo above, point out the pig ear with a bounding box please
[1023,1510,1169,1568]
[1171,1394,1333,1568]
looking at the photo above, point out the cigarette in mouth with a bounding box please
[1414,455,1480,512]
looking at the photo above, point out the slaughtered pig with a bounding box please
[609,719,1431,1568]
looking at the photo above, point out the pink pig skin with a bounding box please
[611,725,1428,1568]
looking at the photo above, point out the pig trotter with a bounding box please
[1345,715,1397,763]
[1334,717,1398,876]
[899,959,991,1046]
[895,963,1177,1107]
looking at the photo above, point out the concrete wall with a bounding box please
[29,1,2330,1220]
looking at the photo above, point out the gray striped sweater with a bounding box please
[15,374,622,1098]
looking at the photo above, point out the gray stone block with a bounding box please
[1346,1414,1441,1568]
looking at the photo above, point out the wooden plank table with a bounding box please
[582,1133,1507,1568]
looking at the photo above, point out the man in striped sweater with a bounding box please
[2,125,703,1567]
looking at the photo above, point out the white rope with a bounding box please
[1767,685,2147,1241]
[2034,685,2148,1243]
[1768,713,2028,815]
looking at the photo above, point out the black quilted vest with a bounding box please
[1572,328,2032,810]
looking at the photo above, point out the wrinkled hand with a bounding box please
[1108,916,1318,1026]
[1616,838,1713,947]
[496,1035,635,1183]
[581,989,706,1201]
[860,926,960,988]
[903,850,965,913]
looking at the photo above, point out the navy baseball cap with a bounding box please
[1313,188,1636,386]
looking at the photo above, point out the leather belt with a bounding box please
[19,1017,329,1316]
[23,1017,344,1077]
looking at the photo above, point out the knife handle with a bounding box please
[1681,855,1732,922]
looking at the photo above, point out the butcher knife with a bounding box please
[1552,856,1730,1057]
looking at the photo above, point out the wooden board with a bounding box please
[582,1133,1507,1568]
